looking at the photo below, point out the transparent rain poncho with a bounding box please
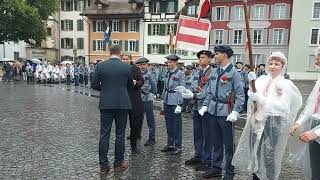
[232,52,303,180]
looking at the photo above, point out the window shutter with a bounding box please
[160,1,167,13]
[61,38,65,49]
[109,20,112,31]
[242,29,246,45]
[93,20,96,32]
[148,24,151,35]
[70,20,73,31]
[210,30,215,45]
[173,23,177,34]
[283,29,289,45]
[262,29,268,45]
[147,44,151,54]
[61,1,65,11]
[103,42,106,51]
[160,24,166,36]
[125,20,129,32]
[159,44,165,54]
[174,1,178,13]
[125,40,128,51]
[119,40,123,50]
[77,20,80,31]
[61,20,65,31]
[103,21,107,31]
[74,0,78,11]
[70,38,73,48]
[77,38,80,49]
[93,40,96,51]
[119,20,122,32]
[136,20,139,32]
[268,29,273,45]
[135,41,139,52]
[224,30,228,44]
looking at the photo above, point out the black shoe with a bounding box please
[161,146,175,152]
[252,173,260,180]
[144,140,156,146]
[202,169,222,178]
[185,157,202,166]
[195,163,210,171]
[127,136,131,140]
[170,149,182,155]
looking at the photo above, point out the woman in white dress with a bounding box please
[232,52,302,180]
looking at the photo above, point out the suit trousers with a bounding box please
[74,75,79,86]
[143,101,156,142]
[66,75,71,85]
[192,110,204,160]
[99,109,128,167]
[210,115,235,176]
[84,75,88,85]
[164,104,182,149]
[128,111,143,146]
[79,74,84,84]
[310,139,320,179]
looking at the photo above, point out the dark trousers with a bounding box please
[99,109,128,167]
[192,110,204,160]
[244,87,249,112]
[310,138,320,179]
[74,75,79,86]
[66,75,71,85]
[210,115,235,176]
[157,80,164,95]
[128,112,143,146]
[27,76,33,84]
[143,101,156,142]
[84,75,88,85]
[164,104,182,149]
[79,74,84,84]
[202,113,216,165]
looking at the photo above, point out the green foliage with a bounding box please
[0,0,58,45]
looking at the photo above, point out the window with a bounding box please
[215,30,224,45]
[77,20,84,31]
[273,29,284,45]
[112,20,120,32]
[234,30,243,44]
[253,5,265,20]
[128,20,136,32]
[47,28,52,36]
[152,24,160,35]
[65,0,73,11]
[96,20,103,32]
[63,56,73,61]
[128,40,136,52]
[76,0,84,11]
[177,49,188,56]
[96,40,103,51]
[152,1,160,13]
[253,54,263,65]
[151,44,159,54]
[313,2,320,19]
[311,29,319,45]
[234,6,244,20]
[216,7,225,20]
[14,52,19,60]
[274,4,286,19]
[77,38,84,49]
[113,40,120,45]
[65,20,73,31]
[188,5,197,15]
[232,54,241,64]
[253,29,262,44]
[167,1,175,13]
[61,38,73,49]
[166,24,176,35]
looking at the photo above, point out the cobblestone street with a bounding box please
[0,81,313,180]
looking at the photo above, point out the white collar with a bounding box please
[221,63,231,70]
[111,55,120,59]
[201,65,210,72]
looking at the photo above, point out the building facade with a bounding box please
[287,0,320,80]
[210,0,292,66]
[0,41,27,61]
[81,0,143,63]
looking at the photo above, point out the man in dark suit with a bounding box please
[91,45,133,175]
[121,52,144,152]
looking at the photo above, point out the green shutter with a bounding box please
[77,20,80,31]
[103,21,107,31]
[93,20,96,32]
[119,40,123,50]
[61,20,65,31]
[70,20,73,31]
[136,20,139,32]
[160,1,167,13]
[148,24,151,35]
[74,0,78,11]
[159,44,165,54]
[125,20,128,32]
[61,0,64,11]
[174,0,178,13]
[135,41,139,52]
[70,38,73,48]
[93,40,96,51]
[147,44,151,54]
[103,41,106,51]
[61,38,65,49]
[125,40,128,51]
[119,20,122,32]
[160,24,166,36]
[173,23,177,34]
[77,38,80,49]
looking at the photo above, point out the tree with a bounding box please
[0,0,58,45]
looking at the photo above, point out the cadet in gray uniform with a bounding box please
[136,58,157,146]
[199,45,245,179]
[161,54,185,155]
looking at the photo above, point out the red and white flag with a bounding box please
[175,15,211,52]
[198,0,211,21]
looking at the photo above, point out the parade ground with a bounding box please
[0,81,314,180]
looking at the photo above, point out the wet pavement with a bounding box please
[0,80,314,180]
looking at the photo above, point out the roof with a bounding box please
[80,0,143,18]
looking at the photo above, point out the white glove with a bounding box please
[312,113,320,120]
[174,105,182,114]
[198,106,208,116]
[248,72,257,82]
[181,89,194,99]
[226,111,239,122]
[174,86,187,94]
[249,93,266,104]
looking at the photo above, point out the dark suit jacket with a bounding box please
[128,63,144,115]
[91,57,133,110]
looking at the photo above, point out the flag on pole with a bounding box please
[198,0,211,21]
[168,24,175,49]
[175,15,211,52]
[103,25,112,45]
[245,37,249,52]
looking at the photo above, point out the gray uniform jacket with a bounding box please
[141,69,157,102]
[162,68,185,106]
[203,64,245,116]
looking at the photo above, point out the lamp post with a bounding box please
[73,49,77,64]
